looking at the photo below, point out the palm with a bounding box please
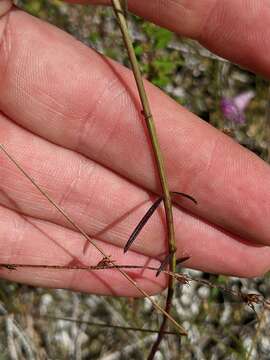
[0,1,270,296]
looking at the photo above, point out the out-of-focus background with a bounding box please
[1,1,269,358]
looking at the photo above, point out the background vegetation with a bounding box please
[1,1,269,358]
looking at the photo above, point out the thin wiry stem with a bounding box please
[111,1,178,357]
[36,315,178,336]
[0,313,176,336]
[1,262,268,308]
[0,143,186,335]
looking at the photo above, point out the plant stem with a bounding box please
[111,1,177,357]
[37,315,178,336]
[1,262,267,307]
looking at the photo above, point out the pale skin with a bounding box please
[0,0,270,297]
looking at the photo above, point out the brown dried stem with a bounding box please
[0,261,268,309]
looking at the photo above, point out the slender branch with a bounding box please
[111,1,178,357]
[0,312,177,336]
[0,143,186,336]
[0,262,174,273]
[34,315,178,336]
[1,262,268,308]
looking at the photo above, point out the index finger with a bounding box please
[66,0,270,78]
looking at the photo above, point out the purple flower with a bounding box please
[220,90,255,124]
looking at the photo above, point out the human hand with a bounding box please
[0,0,270,296]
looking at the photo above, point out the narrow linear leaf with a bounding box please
[156,253,173,277]
[171,191,197,205]
[176,256,190,265]
[156,254,190,278]
[124,196,163,253]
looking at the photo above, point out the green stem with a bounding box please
[111,0,177,357]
